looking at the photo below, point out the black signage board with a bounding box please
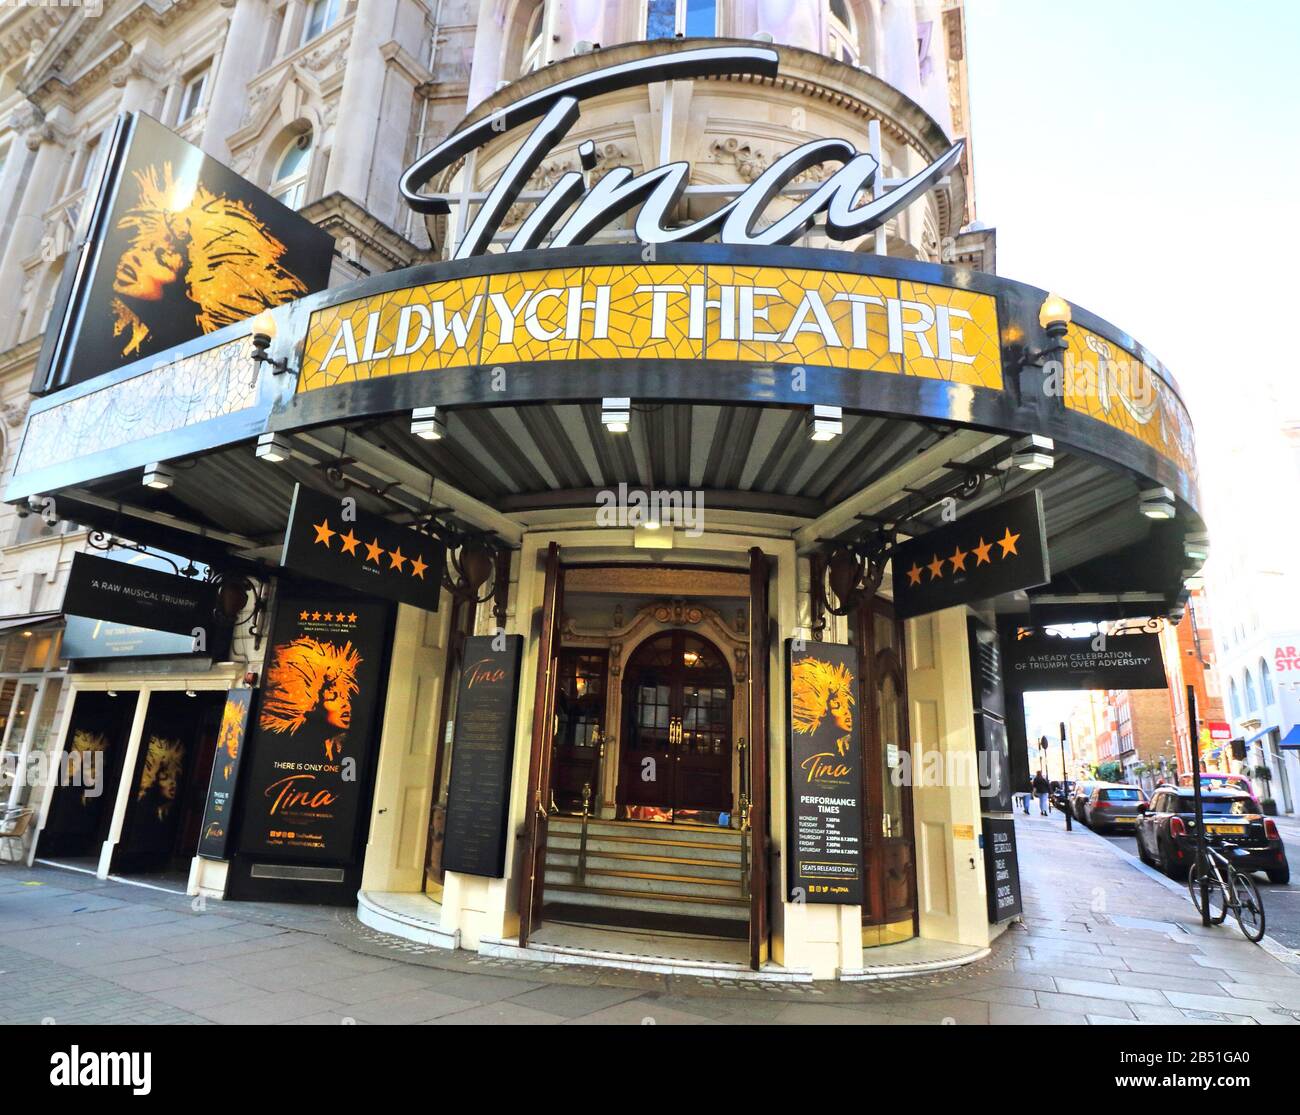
[982,815,1023,923]
[35,111,333,394]
[281,485,446,612]
[235,595,392,864]
[1003,625,1168,691]
[785,640,864,905]
[62,551,215,638]
[196,688,255,860]
[442,635,523,878]
[892,491,1050,620]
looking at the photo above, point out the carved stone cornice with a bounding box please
[299,191,432,271]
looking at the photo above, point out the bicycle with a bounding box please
[1187,843,1266,942]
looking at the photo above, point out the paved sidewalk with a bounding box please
[2,816,1300,1024]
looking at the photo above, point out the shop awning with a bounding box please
[1243,725,1274,746]
[1280,724,1300,750]
[0,612,61,635]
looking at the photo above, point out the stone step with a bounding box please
[543,864,744,901]
[542,882,750,922]
[544,847,742,883]
[545,831,744,866]
[547,816,744,847]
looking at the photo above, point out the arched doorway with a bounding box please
[617,630,733,821]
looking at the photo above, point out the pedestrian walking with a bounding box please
[1019,777,1033,815]
[1032,770,1050,816]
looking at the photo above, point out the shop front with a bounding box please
[5,42,1201,979]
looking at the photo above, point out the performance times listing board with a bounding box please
[786,641,865,905]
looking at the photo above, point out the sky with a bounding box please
[964,0,1300,562]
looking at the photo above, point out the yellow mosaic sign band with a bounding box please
[298,264,1004,393]
[1062,324,1196,478]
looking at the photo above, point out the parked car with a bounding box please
[1135,785,1290,884]
[1178,772,1260,804]
[1050,779,1075,811]
[1083,784,1146,832]
[1070,781,1098,822]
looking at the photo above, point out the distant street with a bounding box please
[1097,811,1300,953]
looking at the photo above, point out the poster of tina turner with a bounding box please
[236,596,391,863]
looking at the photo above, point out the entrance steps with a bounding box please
[542,816,748,931]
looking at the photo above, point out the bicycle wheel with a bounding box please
[1232,873,1266,942]
[1187,862,1229,923]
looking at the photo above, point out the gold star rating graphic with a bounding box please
[388,546,407,572]
[299,610,309,621]
[338,529,359,556]
[410,554,428,580]
[997,527,1021,557]
[927,554,945,581]
[906,562,923,586]
[323,612,334,622]
[949,544,968,573]
[312,519,335,547]
[364,538,384,564]
[347,613,358,624]
[973,537,993,565]
[311,611,321,621]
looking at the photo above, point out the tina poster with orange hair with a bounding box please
[236,596,393,864]
[35,111,333,393]
[786,640,864,906]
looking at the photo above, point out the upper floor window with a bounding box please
[76,133,103,195]
[1229,678,1240,719]
[270,131,313,210]
[1260,658,1275,705]
[647,0,716,40]
[1244,668,1258,712]
[521,3,545,74]
[827,0,859,65]
[178,66,209,124]
[302,0,342,45]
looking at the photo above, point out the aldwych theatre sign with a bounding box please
[399,46,963,259]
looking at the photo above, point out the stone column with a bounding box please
[323,0,402,209]
[201,0,269,161]
[0,108,69,351]
[110,39,167,117]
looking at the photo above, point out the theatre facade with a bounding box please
[1,16,1202,980]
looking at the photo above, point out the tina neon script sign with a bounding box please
[400,46,964,260]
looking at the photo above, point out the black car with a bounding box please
[1135,786,1290,884]
[1050,779,1075,811]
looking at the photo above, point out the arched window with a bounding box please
[301,0,342,46]
[521,3,545,74]
[1229,678,1240,720]
[1244,669,1258,712]
[270,131,313,210]
[827,0,860,65]
[1260,658,1275,705]
[646,0,717,40]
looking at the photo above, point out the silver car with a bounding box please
[1084,783,1147,832]
[1071,781,1098,822]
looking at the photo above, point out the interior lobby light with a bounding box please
[601,397,631,433]
[1139,486,1176,520]
[255,432,293,463]
[411,406,447,440]
[1010,434,1054,471]
[807,404,843,442]
[142,462,174,490]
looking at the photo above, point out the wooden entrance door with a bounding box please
[747,547,771,970]
[618,631,732,815]
[854,595,917,941]
[518,542,564,945]
[551,648,608,813]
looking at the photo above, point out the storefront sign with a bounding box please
[442,635,523,878]
[281,484,446,611]
[982,816,1023,923]
[62,616,199,660]
[400,47,962,259]
[197,688,254,860]
[236,597,392,863]
[1004,625,1167,691]
[1273,645,1300,673]
[35,111,333,394]
[300,263,1002,395]
[785,640,864,905]
[1207,720,1232,741]
[891,492,1050,620]
[62,551,215,638]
